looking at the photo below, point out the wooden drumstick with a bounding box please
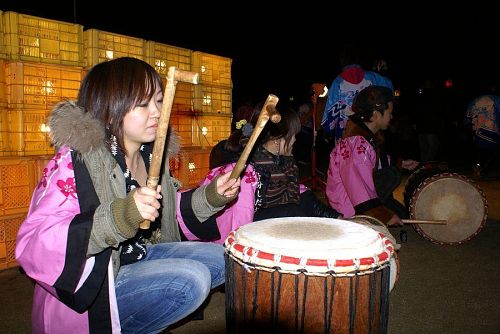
[402,219,447,225]
[140,66,199,229]
[229,94,280,179]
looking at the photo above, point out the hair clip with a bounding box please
[236,119,247,130]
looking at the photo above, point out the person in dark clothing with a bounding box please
[210,104,341,220]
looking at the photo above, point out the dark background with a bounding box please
[1,1,498,109]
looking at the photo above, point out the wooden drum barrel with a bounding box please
[224,217,397,333]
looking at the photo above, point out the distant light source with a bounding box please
[394,89,401,97]
[40,124,50,133]
[312,83,328,97]
[105,50,114,59]
[188,162,196,171]
[444,79,453,88]
[201,127,208,135]
[202,95,211,105]
[201,65,206,73]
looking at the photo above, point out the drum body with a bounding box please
[404,166,488,245]
[224,217,396,334]
[348,215,400,290]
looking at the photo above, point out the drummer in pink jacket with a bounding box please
[326,85,418,226]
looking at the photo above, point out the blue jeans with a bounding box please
[115,241,225,334]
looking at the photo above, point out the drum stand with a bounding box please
[300,84,327,191]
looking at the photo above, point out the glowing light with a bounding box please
[394,89,401,97]
[105,50,114,59]
[319,86,328,97]
[201,127,208,135]
[42,80,55,95]
[155,60,166,68]
[201,65,206,73]
[188,162,196,171]
[444,79,453,88]
[202,95,211,105]
[40,124,51,133]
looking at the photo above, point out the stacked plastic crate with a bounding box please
[0,11,83,268]
[2,11,83,156]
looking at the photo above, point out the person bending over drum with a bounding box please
[326,85,419,227]
[180,105,342,244]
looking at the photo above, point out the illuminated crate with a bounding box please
[0,10,6,59]
[170,113,194,147]
[0,155,52,270]
[84,29,146,68]
[192,51,232,87]
[0,60,7,105]
[2,11,84,66]
[0,103,9,156]
[193,84,232,115]
[145,41,192,76]
[5,61,81,110]
[161,81,194,114]
[0,214,25,269]
[191,115,231,147]
[170,147,211,189]
[7,109,54,156]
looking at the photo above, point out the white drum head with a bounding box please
[225,217,394,275]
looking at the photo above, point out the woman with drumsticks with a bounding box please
[15,57,241,333]
[326,85,419,227]
[186,104,341,244]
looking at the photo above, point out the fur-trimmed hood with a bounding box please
[48,101,180,156]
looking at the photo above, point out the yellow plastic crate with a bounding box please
[193,84,232,115]
[84,29,146,68]
[0,60,7,106]
[6,109,54,156]
[146,41,191,76]
[192,51,232,87]
[191,115,231,147]
[5,61,81,109]
[170,147,211,189]
[0,10,6,60]
[2,11,84,66]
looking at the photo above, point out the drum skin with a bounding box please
[405,171,488,245]
[224,217,394,334]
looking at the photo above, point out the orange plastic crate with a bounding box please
[5,61,81,110]
[170,147,211,189]
[192,51,232,87]
[191,115,231,147]
[193,84,232,115]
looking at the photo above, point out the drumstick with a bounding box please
[140,66,199,229]
[402,219,447,225]
[229,94,281,179]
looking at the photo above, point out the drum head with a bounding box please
[225,217,394,274]
[409,173,488,245]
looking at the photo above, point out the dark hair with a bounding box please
[77,57,163,155]
[260,106,301,153]
[225,103,301,154]
[351,85,394,122]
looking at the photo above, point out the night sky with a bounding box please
[1,1,498,108]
